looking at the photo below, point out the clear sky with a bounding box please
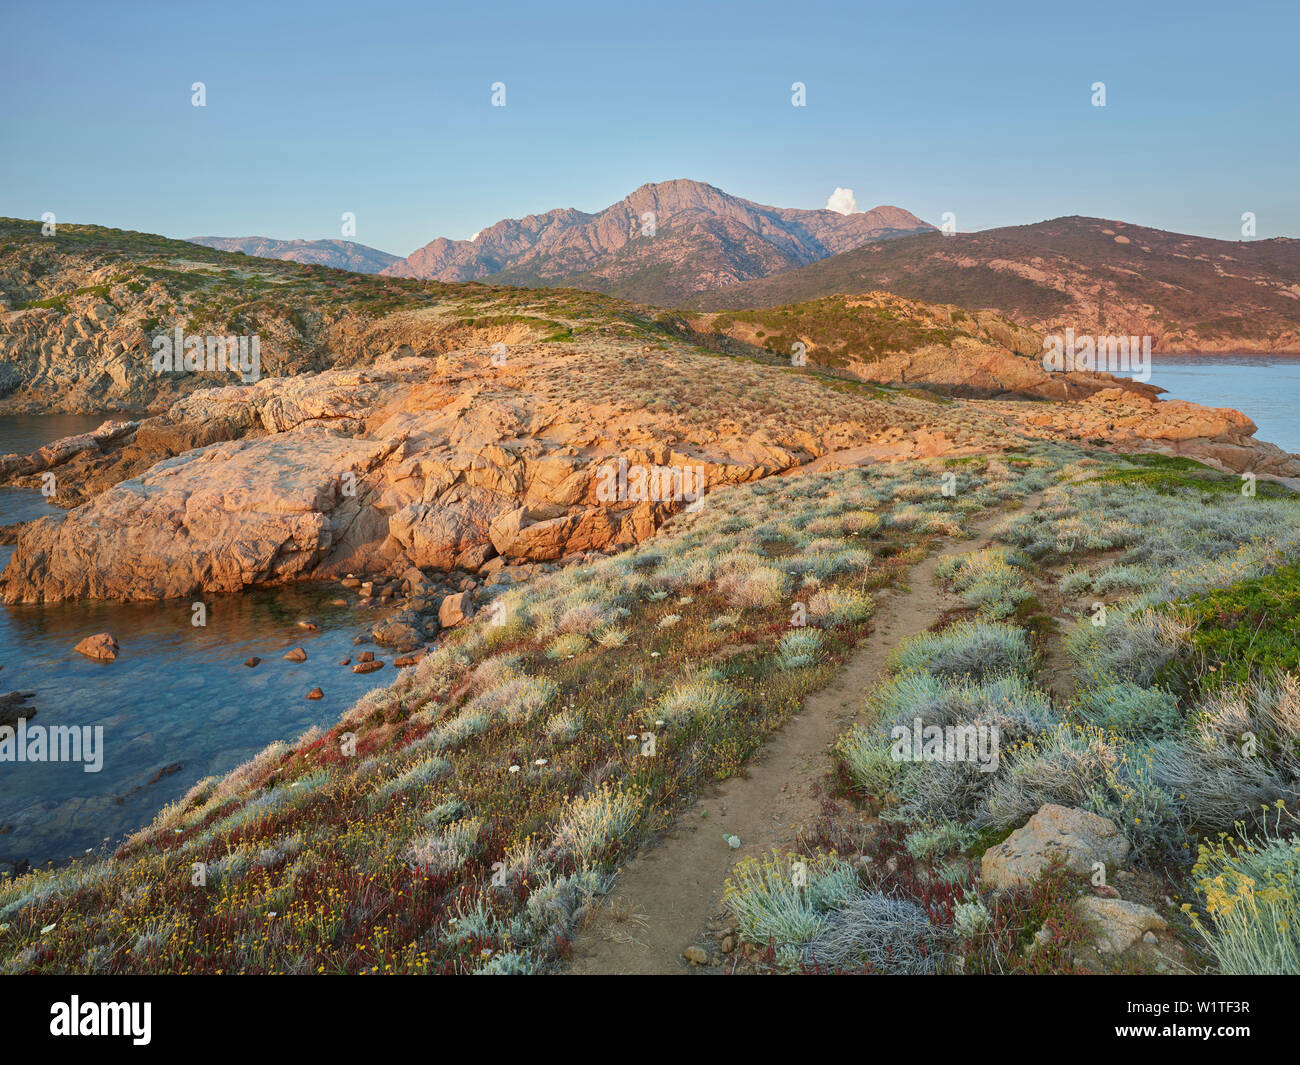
[2,0,1296,255]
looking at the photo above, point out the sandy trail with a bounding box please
[568,495,1043,975]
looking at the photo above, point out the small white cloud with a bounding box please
[826,188,861,215]
[469,230,481,242]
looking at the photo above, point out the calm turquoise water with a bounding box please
[0,416,394,868]
[1148,355,1300,456]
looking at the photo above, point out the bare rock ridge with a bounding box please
[0,334,1008,604]
[3,322,1298,605]
[1011,387,1300,482]
[684,292,1170,403]
[381,179,934,303]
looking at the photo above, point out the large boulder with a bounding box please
[371,613,427,652]
[1,429,394,602]
[437,591,475,628]
[981,804,1130,890]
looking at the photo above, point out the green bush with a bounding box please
[1075,682,1182,735]
[1159,561,1300,693]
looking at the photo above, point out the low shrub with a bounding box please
[888,620,1034,682]
[1186,819,1300,975]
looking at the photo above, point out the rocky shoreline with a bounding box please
[3,340,1299,608]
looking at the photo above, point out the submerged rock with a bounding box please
[0,692,36,731]
[371,612,425,652]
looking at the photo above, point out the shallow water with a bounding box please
[0,415,394,868]
[1148,355,1300,456]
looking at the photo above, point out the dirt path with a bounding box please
[568,494,1043,975]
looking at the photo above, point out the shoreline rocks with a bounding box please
[3,318,1293,608]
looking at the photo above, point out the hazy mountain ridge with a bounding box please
[187,236,401,274]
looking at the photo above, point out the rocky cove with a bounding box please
[0,417,521,872]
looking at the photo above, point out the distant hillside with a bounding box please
[188,236,400,274]
[381,179,933,305]
[686,216,1300,352]
[667,291,1159,402]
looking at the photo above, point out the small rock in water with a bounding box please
[244,657,262,668]
[0,692,37,730]
[353,660,384,674]
[358,651,375,663]
[339,658,351,667]
[74,633,119,661]
[283,648,307,663]
[306,688,324,700]
[297,618,320,631]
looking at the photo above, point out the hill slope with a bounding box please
[687,216,1300,352]
[381,179,932,304]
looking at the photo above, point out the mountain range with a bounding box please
[187,236,400,273]
[188,179,932,303]
[183,188,1300,352]
[379,179,932,304]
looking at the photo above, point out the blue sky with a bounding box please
[1,0,1296,255]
